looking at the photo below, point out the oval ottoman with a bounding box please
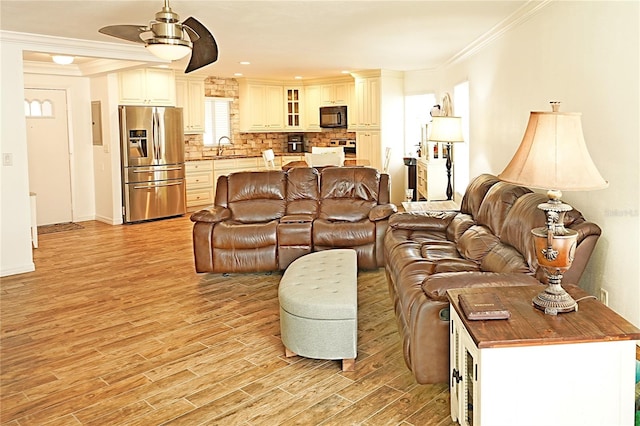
[278,249,358,371]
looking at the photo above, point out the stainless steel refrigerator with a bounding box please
[119,105,186,223]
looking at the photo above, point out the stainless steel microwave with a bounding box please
[320,106,347,128]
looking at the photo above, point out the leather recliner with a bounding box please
[191,167,396,274]
[384,174,602,384]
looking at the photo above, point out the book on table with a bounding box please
[458,293,511,320]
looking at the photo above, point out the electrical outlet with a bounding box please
[600,288,609,306]
[3,153,13,166]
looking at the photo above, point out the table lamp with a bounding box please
[499,102,608,314]
[428,116,464,200]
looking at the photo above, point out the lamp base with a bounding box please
[532,283,577,315]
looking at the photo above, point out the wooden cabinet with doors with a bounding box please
[447,285,640,426]
[304,85,322,131]
[352,76,380,130]
[416,158,447,201]
[238,79,284,131]
[284,87,303,130]
[356,131,381,171]
[185,160,214,210]
[320,82,349,105]
[118,68,176,106]
[175,76,205,134]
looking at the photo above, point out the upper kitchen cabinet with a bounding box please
[303,85,322,131]
[238,79,284,131]
[118,68,176,106]
[353,76,380,130]
[284,87,303,131]
[304,85,322,131]
[320,82,349,106]
[175,76,205,134]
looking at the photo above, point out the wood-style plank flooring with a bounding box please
[1,216,456,425]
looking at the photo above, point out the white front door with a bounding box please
[25,88,73,226]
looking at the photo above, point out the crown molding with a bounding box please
[444,0,553,68]
[1,30,168,65]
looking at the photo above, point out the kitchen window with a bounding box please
[203,97,232,146]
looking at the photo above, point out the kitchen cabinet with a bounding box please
[185,160,214,210]
[356,131,381,171]
[175,76,205,134]
[118,68,176,106]
[416,158,447,201]
[238,80,284,131]
[284,87,303,130]
[304,85,322,131]
[352,76,380,129]
[320,82,349,105]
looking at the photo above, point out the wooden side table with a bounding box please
[447,285,640,426]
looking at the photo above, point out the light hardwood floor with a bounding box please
[1,216,456,425]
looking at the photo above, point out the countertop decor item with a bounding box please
[499,101,608,314]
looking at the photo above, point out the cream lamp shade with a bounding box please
[498,109,608,191]
[428,116,464,143]
[499,103,607,315]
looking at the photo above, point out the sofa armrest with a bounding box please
[369,203,397,221]
[421,271,541,302]
[190,206,231,223]
[281,214,314,224]
[388,211,457,231]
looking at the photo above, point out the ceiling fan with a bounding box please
[98,0,218,73]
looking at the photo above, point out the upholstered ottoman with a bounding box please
[278,249,358,371]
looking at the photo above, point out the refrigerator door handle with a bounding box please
[152,109,161,161]
[132,167,182,173]
[133,181,183,190]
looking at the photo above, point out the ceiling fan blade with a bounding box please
[182,17,218,73]
[99,25,147,44]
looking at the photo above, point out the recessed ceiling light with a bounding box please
[234,73,243,77]
[341,70,350,74]
[239,61,250,65]
[294,76,303,80]
[52,55,74,65]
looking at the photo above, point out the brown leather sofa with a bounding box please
[384,174,602,384]
[191,167,396,273]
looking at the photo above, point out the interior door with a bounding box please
[25,88,72,226]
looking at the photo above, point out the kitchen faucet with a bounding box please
[217,136,231,156]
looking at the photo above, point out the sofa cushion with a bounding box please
[420,241,460,260]
[445,213,475,243]
[499,192,548,270]
[319,167,379,222]
[457,225,500,263]
[213,220,278,249]
[459,174,500,217]
[286,167,320,216]
[475,182,532,236]
[228,171,287,223]
[480,243,532,274]
[313,219,375,246]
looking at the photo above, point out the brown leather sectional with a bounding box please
[384,174,602,384]
[191,167,396,274]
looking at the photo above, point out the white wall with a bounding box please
[1,42,34,276]
[24,73,96,222]
[90,74,124,225]
[408,1,639,325]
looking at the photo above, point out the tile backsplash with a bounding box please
[184,76,355,160]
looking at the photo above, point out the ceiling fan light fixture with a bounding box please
[52,55,74,65]
[145,38,192,60]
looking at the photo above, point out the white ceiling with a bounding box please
[1,0,534,80]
